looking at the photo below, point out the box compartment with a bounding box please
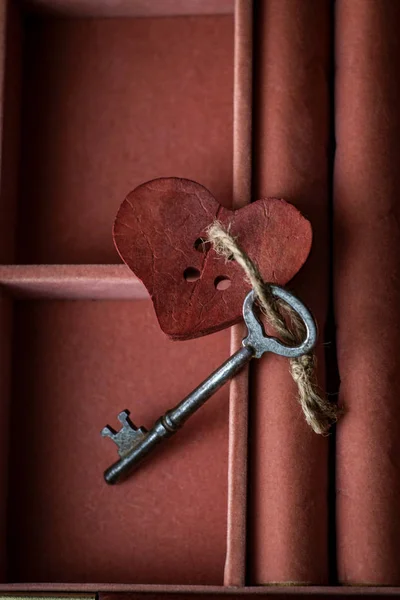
[0,0,235,587]
[7,299,230,584]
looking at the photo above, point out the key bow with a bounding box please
[242,287,317,359]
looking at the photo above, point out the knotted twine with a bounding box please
[207,221,340,435]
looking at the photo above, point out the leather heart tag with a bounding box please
[114,177,312,340]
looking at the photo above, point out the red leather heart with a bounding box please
[114,177,312,340]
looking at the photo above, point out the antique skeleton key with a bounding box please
[101,286,317,484]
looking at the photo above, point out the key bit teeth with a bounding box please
[101,424,117,439]
[101,409,148,458]
[117,409,134,428]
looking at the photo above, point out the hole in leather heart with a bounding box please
[214,276,231,290]
[194,238,211,253]
[184,267,201,282]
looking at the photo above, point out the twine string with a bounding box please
[207,221,340,435]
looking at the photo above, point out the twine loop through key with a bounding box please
[207,220,340,435]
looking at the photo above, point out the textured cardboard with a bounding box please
[1,5,235,586]
[16,15,233,264]
[249,0,331,585]
[335,0,400,585]
[8,300,230,584]
[2,0,399,594]
[224,0,253,585]
[23,0,234,18]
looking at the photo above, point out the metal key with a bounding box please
[101,285,317,484]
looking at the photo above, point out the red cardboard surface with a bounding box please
[249,0,331,585]
[335,0,400,585]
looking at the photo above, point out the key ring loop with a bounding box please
[242,287,317,359]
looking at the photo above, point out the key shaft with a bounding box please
[102,286,317,485]
[104,345,253,484]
